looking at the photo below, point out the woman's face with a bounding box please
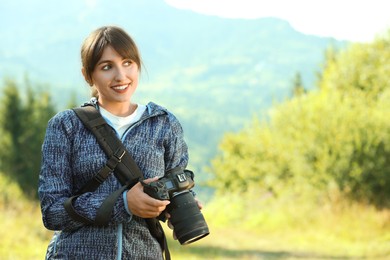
[89,45,139,111]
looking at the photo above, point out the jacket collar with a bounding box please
[87,98,168,118]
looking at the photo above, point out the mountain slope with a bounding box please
[0,0,347,177]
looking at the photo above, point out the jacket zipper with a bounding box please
[115,111,165,260]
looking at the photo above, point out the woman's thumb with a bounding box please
[141,176,159,185]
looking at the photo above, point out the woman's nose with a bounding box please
[114,67,126,82]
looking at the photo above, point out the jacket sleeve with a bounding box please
[164,113,189,171]
[38,112,131,231]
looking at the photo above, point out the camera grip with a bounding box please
[141,180,170,200]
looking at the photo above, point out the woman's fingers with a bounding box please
[126,179,170,218]
[142,176,159,184]
[195,198,203,210]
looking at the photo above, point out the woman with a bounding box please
[39,25,195,259]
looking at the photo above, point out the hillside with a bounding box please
[0,0,347,181]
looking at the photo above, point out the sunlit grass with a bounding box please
[184,190,390,259]
[1,172,389,260]
[0,173,52,260]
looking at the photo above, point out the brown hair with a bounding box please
[81,26,142,97]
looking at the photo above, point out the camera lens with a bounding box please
[167,191,209,245]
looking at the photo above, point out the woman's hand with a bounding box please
[195,198,203,211]
[126,177,170,218]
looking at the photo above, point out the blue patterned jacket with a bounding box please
[38,101,188,259]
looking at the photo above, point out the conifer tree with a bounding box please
[291,72,306,97]
[0,79,56,197]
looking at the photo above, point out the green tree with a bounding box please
[0,80,24,181]
[291,71,306,97]
[316,44,339,88]
[67,90,79,109]
[319,31,390,97]
[210,31,390,208]
[0,79,56,197]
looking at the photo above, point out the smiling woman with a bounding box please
[84,45,139,116]
[80,26,142,116]
[38,25,203,260]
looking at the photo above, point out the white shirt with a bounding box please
[99,104,147,138]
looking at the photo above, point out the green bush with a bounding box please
[210,31,390,208]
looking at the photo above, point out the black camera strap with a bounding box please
[63,104,170,260]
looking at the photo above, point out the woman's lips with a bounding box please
[112,83,131,92]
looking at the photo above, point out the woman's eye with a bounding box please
[124,60,132,66]
[102,64,111,71]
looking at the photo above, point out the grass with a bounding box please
[0,174,52,260]
[1,173,389,260]
[166,190,390,259]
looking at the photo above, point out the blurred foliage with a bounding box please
[290,71,306,97]
[210,31,390,208]
[319,31,390,97]
[0,78,56,197]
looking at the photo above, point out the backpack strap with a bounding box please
[64,105,143,226]
[72,105,144,185]
[64,104,171,259]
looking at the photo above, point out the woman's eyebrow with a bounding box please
[96,60,112,66]
[97,58,129,66]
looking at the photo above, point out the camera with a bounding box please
[142,167,210,245]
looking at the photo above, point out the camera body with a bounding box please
[143,168,195,201]
[142,167,209,245]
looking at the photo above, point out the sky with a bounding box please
[165,0,390,42]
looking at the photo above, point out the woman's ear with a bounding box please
[81,67,93,86]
